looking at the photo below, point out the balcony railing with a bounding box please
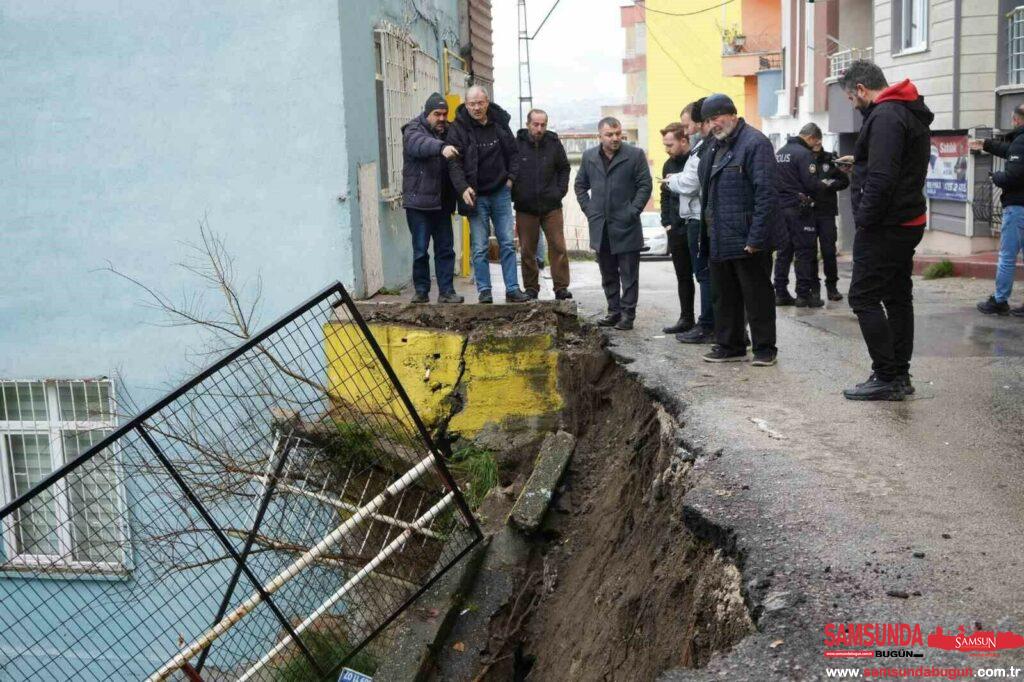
[828,47,874,79]
[759,53,783,70]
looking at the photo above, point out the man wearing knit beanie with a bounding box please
[696,93,780,366]
[400,92,463,304]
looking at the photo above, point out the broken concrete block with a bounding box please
[509,430,575,533]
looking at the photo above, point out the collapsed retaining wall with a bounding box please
[353,302,755,681]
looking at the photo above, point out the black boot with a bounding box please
[827,286,843,302]
[776,291,796,306]
[662,316,694,334]
[977,296,1010,315]
[614,315,635,331]
[843,374,905,401]
[795,295,825,308]
[677,326,714,344]
[597,312,621,327]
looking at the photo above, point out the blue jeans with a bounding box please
[687,219,714,329]
[406,208,456,295]
[995,205,1024,303]
[469,185,521,294]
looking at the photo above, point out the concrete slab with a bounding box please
[508,430,575,533]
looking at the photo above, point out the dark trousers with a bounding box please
[597,239,640,318]
[774,208,819,297]
[710,251,776,354]
[406,208,456,295]
[848,225,924,381]
[816,214,839,289]
[668,223,695,324]
[688,219,714,329]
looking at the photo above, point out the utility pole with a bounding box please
[517,0,533,128]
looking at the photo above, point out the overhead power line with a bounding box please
[643,17,717,94]
[531,0,562,39]
[634,0,736,17]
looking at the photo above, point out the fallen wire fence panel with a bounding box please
[0,282,482,681]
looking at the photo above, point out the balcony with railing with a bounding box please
[827,47,874,80]
[721,34,781,78]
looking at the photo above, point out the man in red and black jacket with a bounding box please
[838,61,934,401]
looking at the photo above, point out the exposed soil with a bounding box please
[468,339,755,681]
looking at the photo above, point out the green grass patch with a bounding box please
[448,445,499,509]
[376,285,404,296]
[922,259,955,280]
[272,630,379,680]
[568,250,596,262]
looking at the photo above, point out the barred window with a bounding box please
[374,25,441,200]
[0,380,127,571]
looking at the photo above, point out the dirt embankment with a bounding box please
[465,338,755,681]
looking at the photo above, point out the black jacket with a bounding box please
[400,114,456,213]
[511,129,571,215]
[775,136,827,210]
[697,119,781,262]
[984,126,1024,207]
[447,102,518,214]
[574,143,653,255]
[660,153,689,229]
[812,149,850,217]
[851,79,934,227]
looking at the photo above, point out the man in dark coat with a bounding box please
[774,123,832,308]
[972,104,1024,316]
[401,92,463,304]
[659,121,693,333]
[811,138,850,302]
[838,61,934,401]
[446,86,530,304]
[574,116,653,330]
[697,94,780,366]
[512,108,572,300]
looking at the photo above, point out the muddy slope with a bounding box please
[482,345,755,681]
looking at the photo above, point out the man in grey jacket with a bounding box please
[574,117,653,330]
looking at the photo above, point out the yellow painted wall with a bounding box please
[324,323,563,437]
[645,0,745,207]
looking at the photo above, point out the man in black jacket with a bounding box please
[447,86,531,304]
[971,104,1024,316]
[697,94,781,366]
[774,123,831,308]
[512,109,572,300]
[811,139,850,301]
[839,61,934,401]
[401,93,463,304]
[659,121,693,333]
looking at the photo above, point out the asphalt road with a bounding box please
[395,257,1024,679]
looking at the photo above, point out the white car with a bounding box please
[640,211,669,257]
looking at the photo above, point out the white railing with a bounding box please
[828,47,874,78]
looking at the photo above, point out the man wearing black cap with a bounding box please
[401,92,463,304]
[697,93,780,366]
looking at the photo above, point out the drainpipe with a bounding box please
[953,0,962,129]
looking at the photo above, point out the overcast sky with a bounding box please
[492,0,626,128]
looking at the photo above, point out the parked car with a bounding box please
[640,211,669,257]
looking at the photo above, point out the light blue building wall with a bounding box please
[0,0,464,677]
[0,0,461,399]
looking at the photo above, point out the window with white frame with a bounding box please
[0,380,127,570]
[895,0,928,54]
[1010,7,1024,85]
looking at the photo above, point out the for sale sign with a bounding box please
[925,135,969,201]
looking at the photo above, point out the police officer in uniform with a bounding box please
[811,140,850,301]
[774,122,831,308]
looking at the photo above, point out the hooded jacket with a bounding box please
[983,126,1024,207]
[812,149,850,217]
[851,79,934,228]
[512,129,571,215]
[401,113,456,212]
[446,102,519,214]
